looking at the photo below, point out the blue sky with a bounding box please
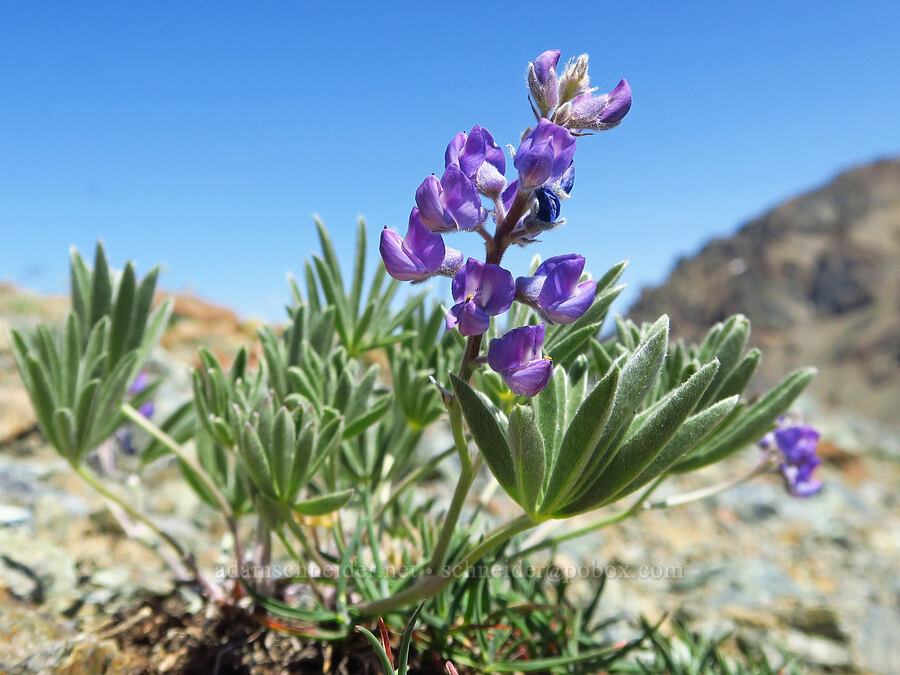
[2,1,898,320]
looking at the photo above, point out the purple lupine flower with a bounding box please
[130,371,149,395]
[513,119,576,190]
[129,372,155,418]
[569,79,632,130]
[415,164,484,232]
[487,324,553,397]
[528,49,561,115]
[380,208,462,281]
[446,259,515,336]
[515,254,596,324]
[774,425,823,497]
[445,125,507,196]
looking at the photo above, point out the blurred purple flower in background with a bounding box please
[487,324,553,396]
[762,420,823,497]
[446,259,515,336]
[129,371,155,419]
[515,254,596,323]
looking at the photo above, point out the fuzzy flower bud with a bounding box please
[568,79,632,131]
[527,49,561,116]
[557,54,592,105]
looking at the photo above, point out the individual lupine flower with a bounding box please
[380,208,462,281]
[515,254,596,323]
[415,164,485,232]
[568,79,632,131]
[527,49,561,116]
[513,119,576,190]
[445,125,507,196]
[446,258,515,336]
[487,324,553,397]
[772,424,823,497]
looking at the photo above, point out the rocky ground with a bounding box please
[1,284,899,673]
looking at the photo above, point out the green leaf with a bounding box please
[355,626,395,675]
[350,218,367,317]
[272,407,296,499]
[595,259,628,292]
[532,366,562,463]
[343,395,391,439]
[107,262,136,368]
[34,325,62,402]
[673,367,816,473]
[52,408,78,458]
[73,379,100,459]
[90,242,112,327]
[696,315,749,408]
[540,365,619,514]
[294,488,354,515]
[559,360,719,515]
[612,395,740,501]
[141,401,196,464]
[546,322,605,370]
[80,317,109,383]
[239,423,275,497]
[126,266,160,351]
[716,348,761,401]
[25,355,60,450]
[62,313,81,406]
[561,317,670,505]
[69,247,92,330]
[289,420,315,496]
[509,405,545,514]
[449,373,517,501]
[396,602,426,675]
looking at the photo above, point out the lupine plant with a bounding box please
[10,49,819,672]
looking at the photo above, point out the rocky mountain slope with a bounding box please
[628,158,900,430]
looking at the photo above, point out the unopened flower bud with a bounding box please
[557,54,591,105]
[527,49,561,116]
[568,79,632,131]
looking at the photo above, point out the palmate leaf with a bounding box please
[672,366,816,473]
[539,365,619,514]
[554,359,719,516]
[541,316,669,516]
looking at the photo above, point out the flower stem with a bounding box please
[426,402,476,575]
[120,403,245,565]
[73,462,226,603]
[507,476,666,562]
[645,455,774,510]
